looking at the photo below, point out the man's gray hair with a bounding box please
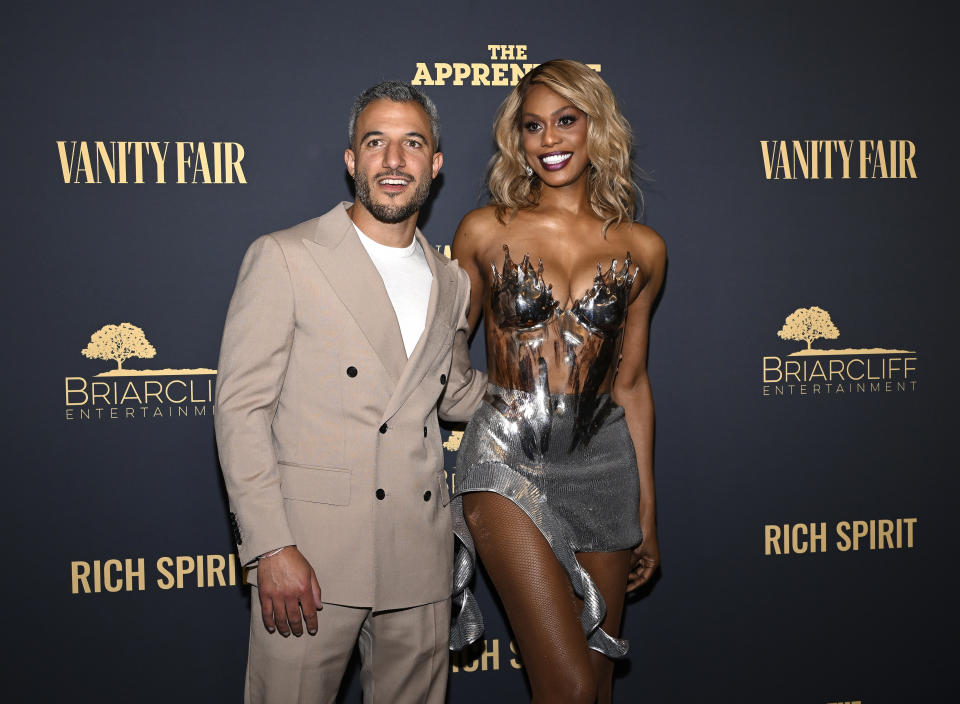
[348,81,440,150]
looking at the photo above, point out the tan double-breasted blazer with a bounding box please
[214,202,485,611]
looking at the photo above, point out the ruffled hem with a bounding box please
[449,461,629,659]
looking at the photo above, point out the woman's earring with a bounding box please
[524,164,534,177]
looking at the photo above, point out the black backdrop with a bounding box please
[1,2,952,702]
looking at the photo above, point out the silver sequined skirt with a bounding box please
[449,384,642,658]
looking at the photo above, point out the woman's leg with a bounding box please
[463,491,597,704]
[576,550,632,704]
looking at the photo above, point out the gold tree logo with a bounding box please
[82,323,156,371]
[79,322,215,377]
[763,304,918,397]
[775,306,913,357]
[777,306,840,351]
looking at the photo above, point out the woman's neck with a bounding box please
[534,170,591,217]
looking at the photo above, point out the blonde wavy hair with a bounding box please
[488,59,641,236]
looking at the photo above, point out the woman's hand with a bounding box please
[626,530,660,591]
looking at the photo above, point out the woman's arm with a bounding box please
[450,208,492,335]
[610,224,667,591]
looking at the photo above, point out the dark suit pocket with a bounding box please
[278,462,351,506]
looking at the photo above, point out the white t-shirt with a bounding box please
[354,225,433,358]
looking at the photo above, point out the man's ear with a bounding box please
[344,148,356,177]
[431,151,443,178]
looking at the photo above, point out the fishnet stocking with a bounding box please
[463,491,631,704]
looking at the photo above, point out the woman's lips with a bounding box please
[538,152,573,171]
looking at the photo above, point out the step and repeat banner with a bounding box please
[1,2,950,702]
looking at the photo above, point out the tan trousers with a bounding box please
[244,596,450,704]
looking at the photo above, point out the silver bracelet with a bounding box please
[259,545,293,560]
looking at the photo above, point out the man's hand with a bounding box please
[256,546,323,637]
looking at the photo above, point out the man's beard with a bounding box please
[354,167,432,224]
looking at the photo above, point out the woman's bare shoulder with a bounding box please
[454,205,508,255]
[614,221,666,265]
[457,205,503,238]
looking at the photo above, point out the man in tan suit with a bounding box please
[215,82,486,703]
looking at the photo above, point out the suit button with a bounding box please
[379,423,388,434]
[376,488,385,500]
[440,374,447,385]
[423,490,432,502]
[346,366,357,377]
[423,426,428,437]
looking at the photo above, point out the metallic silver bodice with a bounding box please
[485,245,638,450]
[490,244,637,336]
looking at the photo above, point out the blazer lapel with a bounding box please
[382,232,458,420]
[302,203,406,383]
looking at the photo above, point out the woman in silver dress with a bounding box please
[450,59,666,703]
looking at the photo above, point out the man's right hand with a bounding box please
[256,546,323,637]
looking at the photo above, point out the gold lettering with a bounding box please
[452,63,470,85]
[71,561,92,594]
[176,555,195,588]
[792,140,809,179]
[207,555,227,587]
[126,558,146,591]
[213,142,223,183]
[871,139,888,178]
[95,141,116,183]
[91,381,110,406]
[479,639,500,670]
[764,524,782,555]
[900,140,917,178]
[858,139,872,178]
[65,377,88,406]
[149,141,169,184]
[878,519,894,549]
[75,142,95,183]
[411,62,434,86]
[119,381,144,405]
[470,63,490,86]
[810,522,827,553]
[762,356,782,383]
[760,141,776,179]
[784,360,800,383]
[193,142,212,184]
[837,140,854,178]
[144,380,163,404]
[509,640,523,669]
[156,557,175,589]
[57,141,77,183]
[775,141,792,179]
[165,379,187,403]
[116,140,127,182]
[103,559,124,593]
[176,142,192,184]
[226,142,246,184]
[835,521,852,551]
[823,140,836,179]
[129,141,146,183]
[852,520,869,549]
[902,517,917,547]
[434,63,453,86]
